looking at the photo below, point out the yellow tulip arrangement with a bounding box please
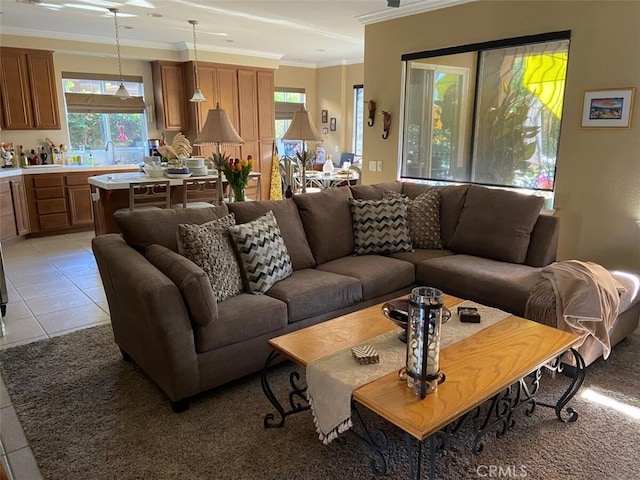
[221,155,254,201]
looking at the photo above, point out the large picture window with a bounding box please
[62,73,148,164]
[400,32,570,192]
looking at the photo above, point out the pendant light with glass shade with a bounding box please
[189,20,206,103]
[108,8,130,99]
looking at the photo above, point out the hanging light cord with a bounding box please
[112,9,124,85]
[191,20,201,90]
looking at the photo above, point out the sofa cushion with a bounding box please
[349,197,413,255]
[447,185,544,264]
[115,205,229,252]
[267,269,363,323]
[416,254,543,316]
[176,214,244,302]
[390,248,456,265]
[228,210,293,294]
[228,198,316,270]
[144,244,217,326]
[194,293,288,352]
[349,182,402,200]
[317,255,415,300]
[293,187,354,265]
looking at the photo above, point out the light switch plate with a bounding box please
[368,160,377,172]
[377,161,383,172]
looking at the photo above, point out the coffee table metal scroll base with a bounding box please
[261,351,310,428]
[372,348,585,480]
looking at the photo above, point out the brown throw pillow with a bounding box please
[384,190,443,249]
[448,185,544,264]
[177,213,244,302]
[144,244,217,326]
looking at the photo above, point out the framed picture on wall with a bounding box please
[330,117,337,131]
[321,110,328,123]
[581,88,635,128]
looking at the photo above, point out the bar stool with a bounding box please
[127,180,171,210]
[173,178,217,208]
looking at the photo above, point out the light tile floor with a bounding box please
[1,230,109,479]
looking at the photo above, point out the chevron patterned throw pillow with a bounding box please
[349,197,413,255]
[228,210,293,294]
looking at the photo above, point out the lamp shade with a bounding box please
[282,107,323,142]
[194,103,244,145]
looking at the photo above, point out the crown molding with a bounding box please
[357,0,476,25]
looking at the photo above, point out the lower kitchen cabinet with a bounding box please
[0,174,30,241]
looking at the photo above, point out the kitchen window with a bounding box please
[400,31,570,194]
[62,72,148,165]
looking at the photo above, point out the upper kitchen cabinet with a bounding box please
[0,47,61,130]
[151,61,188,131]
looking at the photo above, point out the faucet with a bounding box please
[104,141,117,164]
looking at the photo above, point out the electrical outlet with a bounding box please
[377,161,383,172]
[368,161,377,172]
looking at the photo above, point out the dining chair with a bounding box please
[127,180,171,210]
[243,176,261,201]
[348,165,362,185]
[173,178,217,208]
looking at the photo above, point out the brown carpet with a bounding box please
[1,324,639,480]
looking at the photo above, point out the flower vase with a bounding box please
[231,185,245,202]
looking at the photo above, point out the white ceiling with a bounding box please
[0,0,469,67]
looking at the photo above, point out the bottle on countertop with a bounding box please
[29,149,41,166]
[19,146,27,167]
[87,153,94,165]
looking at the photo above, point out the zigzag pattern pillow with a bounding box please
[228,210,293,294]
[349,197,413,255]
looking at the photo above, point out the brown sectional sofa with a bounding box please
[92,182,640,411]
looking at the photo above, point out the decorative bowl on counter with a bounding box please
[166,172,193,179]
[143,165,166,178]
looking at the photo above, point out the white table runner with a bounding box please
[306,301,511,444]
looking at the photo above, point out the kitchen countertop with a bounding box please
[0,164,141,179]
[89,171,261,190]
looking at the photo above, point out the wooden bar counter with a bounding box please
[88,171,260,235]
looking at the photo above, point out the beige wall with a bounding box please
[274,63,364,158]
[364,0,640,272]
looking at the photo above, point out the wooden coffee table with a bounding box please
[261,295,586,479]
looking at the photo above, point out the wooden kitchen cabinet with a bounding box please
[0,174,30,242]
[151,61,188,131]
[0,47,60,130]
[66,174,93,227]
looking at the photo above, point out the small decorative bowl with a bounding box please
[143,165,166,178]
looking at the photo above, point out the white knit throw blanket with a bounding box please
[306,301,511,444]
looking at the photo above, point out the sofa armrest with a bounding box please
[92,234,200,402]
[525,214,559,267]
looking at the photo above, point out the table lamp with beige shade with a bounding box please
[195,103,244,205]
[282,107,323,193]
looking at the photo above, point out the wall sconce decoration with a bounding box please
[321,110,328,123]
[381,110,391,139]
[330,117,337,131]
[322,127,329,137]
[367,100,376,127]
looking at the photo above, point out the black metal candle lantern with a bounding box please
[405,286,446,398]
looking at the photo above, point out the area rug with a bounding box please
[1,324,639,480]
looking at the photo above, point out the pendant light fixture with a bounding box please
[189,20,206,103]
[108,8,130,100]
